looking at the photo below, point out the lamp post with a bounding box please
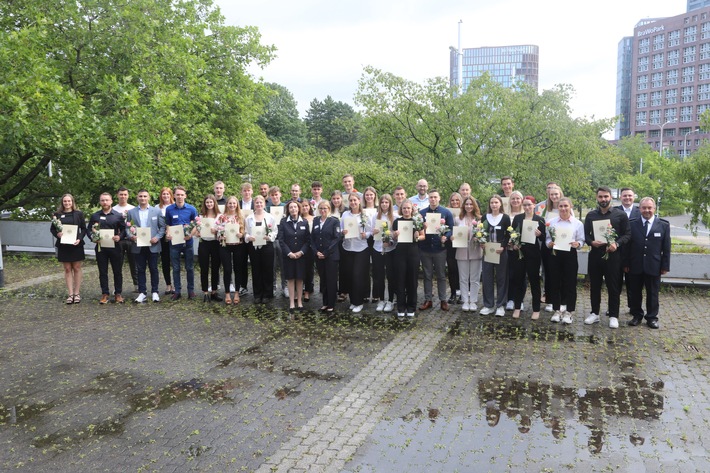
[683,127,701,158]
[639,119,676,173]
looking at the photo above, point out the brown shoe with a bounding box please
[99,294,110,304]
[440,301,449,311]
[114,294,125,304]
[419,300,433,310]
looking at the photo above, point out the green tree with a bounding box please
[305,96,359,153]
[257,83,307,151]
[0,0,275,212]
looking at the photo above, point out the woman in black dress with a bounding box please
[50,194,87,304]
[278,200,311,311]
[311,200,341,312]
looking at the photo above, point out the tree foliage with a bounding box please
[257,82,307,151]
[305,96,359,153]
[0,0,276,212]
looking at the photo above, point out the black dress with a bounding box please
[50,210,87,262]
[278,217,311,280]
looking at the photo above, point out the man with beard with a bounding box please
[583,186,631,329]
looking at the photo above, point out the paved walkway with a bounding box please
[1,266,709,472]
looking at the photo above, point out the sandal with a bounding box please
[531,312,540,320]
[65,295,74,304]
[225,295,232,305]
[233,295,240,304]
[73,294,81,304]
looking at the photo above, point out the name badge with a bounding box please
[494,225,501,230]
[299,226,306,230]
[314,225,320,230]
[100,216,106,220]
[654,232,661,237]
[336,227,341,232]
[61,215,65,218]
[172,215,178,219]
[152,216,157,220]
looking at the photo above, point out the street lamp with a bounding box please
[683,127,701,158]
[639,119,676,173]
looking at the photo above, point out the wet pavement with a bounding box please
[1,265,709,472]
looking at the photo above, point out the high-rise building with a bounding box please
[450,45,539,92]
[624,7,710,157]
[689,0,710,12]
[615,37,634,139]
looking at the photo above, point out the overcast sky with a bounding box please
[215,0,684,127]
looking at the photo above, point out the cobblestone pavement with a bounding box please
[1,263,709,472]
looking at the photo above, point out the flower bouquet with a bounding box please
[51,216,63,233]
[89,222,102,252]
[601,223,618,260]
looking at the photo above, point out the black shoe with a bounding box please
[188,292,197,300]
[456,296,463,304]
[171,293,181,301]
[628,317,643,326]
[203,294,210,302]
[447,296,456,304]
[647,320,660,329]
[211,292,223,302]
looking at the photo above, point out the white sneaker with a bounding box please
[283,287,289,298]
[229,283,236,293]
[134,293,147,303]
[561,311,573,325]
[480,307,494,315]
[397,312,405,317]
[383,301,394,312]
[551,311,561,323]
[376,301,386,311]
[352,305,363,313]
[561,305,567,312]
[152,292,160,302]
[545,304,553,312]
[349,304,355,310]
[584,313,600,325]
[505,300,514,310]
[609,317,619,329]
[495,307,505,317]
[520,303,524,311]
[462,302,470,312]
[469,303,478,312]
[406,312,415,317]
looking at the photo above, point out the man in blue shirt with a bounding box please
[418,189,454,311]
[165,186,198,300]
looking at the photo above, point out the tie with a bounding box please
[643,220,649,236]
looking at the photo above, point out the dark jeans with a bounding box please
[249,242,274,299]
[97,247,123,295]
[199,239,221,292]
[135,248,159,294]
[117,238,137,286]
[588,248,622,317]
[372,249,395,302]
[548,248,578,312]
[170,243,195,294]
[446,244,459,297]
[160,238,172,286]
[394,243,419,312]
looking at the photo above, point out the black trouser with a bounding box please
[394,244,419,313]
[249,242,274,299]
[315,257,338,307]
[135,247,159,294]
[236,244,249,290]
[303,251,315,293]
[199,239,221,293]
[628,272,661,321]
[344,250,370,306]
[97,247,123,295]
[548,248,578,312]
[588,248,622,318]
[117,238,137,286]
[160,238,172,286]
[339,242,351,295]
[510,248,541,311]
[446,244,459,297]
[372,249,395,302]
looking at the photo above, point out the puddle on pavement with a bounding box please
[0,401,55,425]
[274,386,301,400]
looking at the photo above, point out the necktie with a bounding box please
[643,220,649,236]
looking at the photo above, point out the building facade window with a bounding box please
[651,90,663,106]
[669,30,681,47]
[639,37,650,54]
[683,85,696,102]
[667,49,680,66]
[653,72,664,88]
[700,63,710,80]
[685,25,698,43]
[681,105,694,122]
[635,111,647,126]
[684,45,697,63]
[682,65,696,82]
[699,83,710,100]
[638,74,649,90]
[666,88,678,105]
[637,93,648,108]
[666,69,679,86]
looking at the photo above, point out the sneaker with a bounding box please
[349,304,355,310]
[550,311,561,323]
[283,287,289,298]
[561,311,573,325]
[520,303,524,311]
[609,317,619,329]
[469,303,478,312]
[229,283,236,293]
[561,305,567,312]
[376,301,386,311]
[239,287,249,296]
[352,305,363,313]
[406,312,415,317]
[152,292,160,303]
[545,304,553,312]
[462,302,470,312]
[397,312,405,317]
[134,293,147,304]
[584,313,600,325]
[480,307,494,315]
[505,300,514,310]
[495,307,505,317]
[384,301,394,312]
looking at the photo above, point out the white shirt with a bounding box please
[545,215,585,248]
[113,203,134,216]
[409,194,429,208]
[245,212,278,248]
[340,211,373,253]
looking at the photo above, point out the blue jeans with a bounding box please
[170,244,194,294]
[135,248,160,294]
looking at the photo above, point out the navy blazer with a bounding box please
[615,204,641,221]
[126,206,166,254]
[625,217,671,276]
[310,216,341,260]
[278,217,311,256]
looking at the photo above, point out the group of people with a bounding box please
[50,175,671,328]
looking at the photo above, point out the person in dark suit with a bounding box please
[615,187,641,312]
[624,197,671,329]
[126,190,166,303]
[278,200,311,311]
[311,201,341,312]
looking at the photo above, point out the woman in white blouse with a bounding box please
[244,195,278,303]
[340,193,373,313]
[452,196,483,312]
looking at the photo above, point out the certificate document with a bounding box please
[446,208,460,219]
[484,242,502,264]
[451,226,468,248]
[501,197,511,215]
[99,229,116,248]
[252,225,266,246]
[217,204,225,214]
[342,217,359,239]
[136,227,152,247]
[364,208,377,218]
[553,226,573,252]
[168,225,185,245]
[397,220,414,243]
[425,212,441,235]
[60,224,78,245]
[241,209,253,220]
[269,206,284,221]
[200,218,215,241]
[373,219,387,241]
[224,222,240,244]
[521,219,538,244]
[545,211,559,223]
[592,219,611,242]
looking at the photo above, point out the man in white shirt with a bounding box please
[409,179,429,208]
[113,186,138,292]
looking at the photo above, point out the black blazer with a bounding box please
[624,217,671,276]
[485,213,512,247]
[278,217,311,256]
[310,216,341,261]
[511,213,545,253]
[615,204,641,221]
